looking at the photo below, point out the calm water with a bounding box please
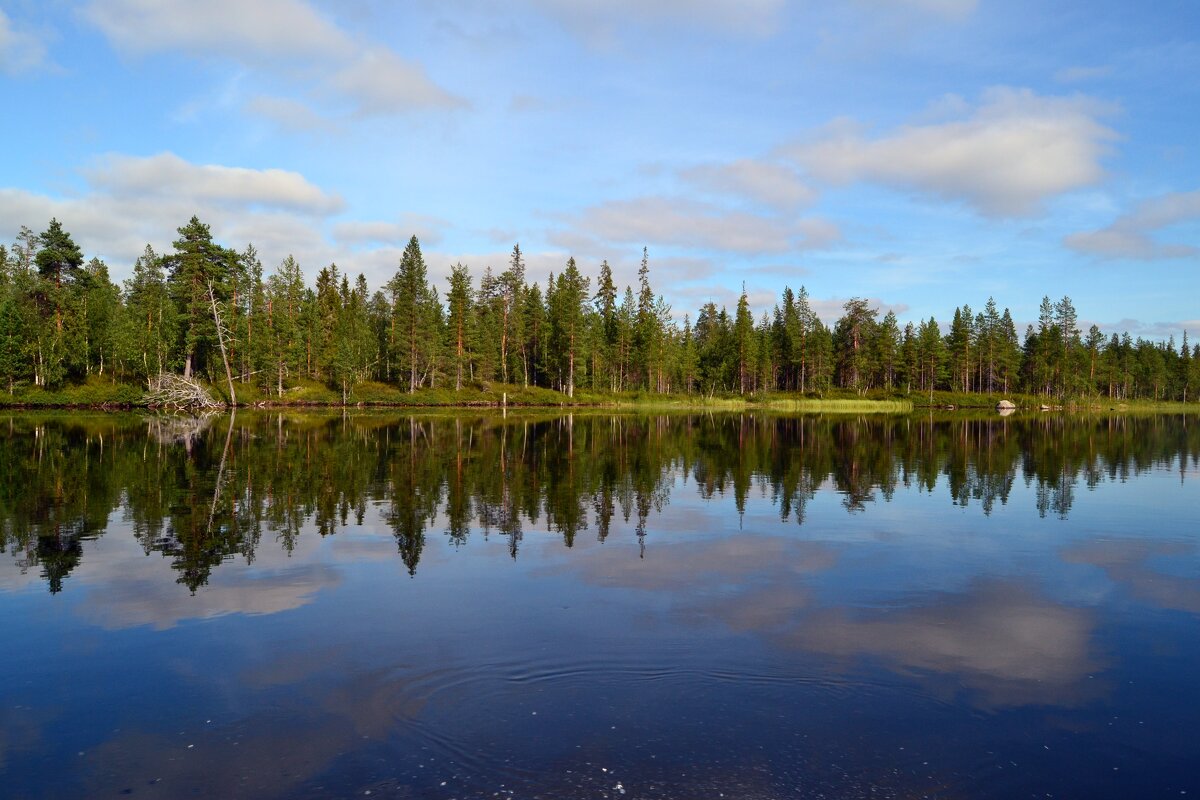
[1,411,1198,799]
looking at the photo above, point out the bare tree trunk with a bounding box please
[208,281,236,406]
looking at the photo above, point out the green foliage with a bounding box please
[1,219,1197,407]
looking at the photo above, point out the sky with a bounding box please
[0,0,1197,336]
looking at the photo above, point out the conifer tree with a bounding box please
[550,258,590,398]
[266,255,306,395]
[594,260,618,389]
[877,310,901,389]
[446,263,473,391]
[734,287,756,394]
[169,216,233,380]
[389,236,431,392]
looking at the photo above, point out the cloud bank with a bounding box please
[789,88,1117,216]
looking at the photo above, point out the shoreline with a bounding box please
[2,392,1197,415]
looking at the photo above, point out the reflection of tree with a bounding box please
[1,411,1198,593]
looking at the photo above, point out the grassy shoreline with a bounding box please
[2,378,1198,414]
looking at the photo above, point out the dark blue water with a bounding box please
[1,412,1197,798]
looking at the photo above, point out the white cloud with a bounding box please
[245,95,338,133]
[84,0,465,119]
[551,196,840,255]
[334,213,449,248]
[86,152,345,215]
[1084,317,1200,339]
[84,0,353,60]
[327,48,467,115]
[808,296,909,326]
[0,8,48,74]
[789,88,1118,216]
[1065,190,1200,260]
[0,153,363,287]
[681,159,818,210]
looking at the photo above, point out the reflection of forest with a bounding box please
[1,412,1196,594]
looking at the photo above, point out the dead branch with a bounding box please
[145,373,224,410]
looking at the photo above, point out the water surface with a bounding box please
[1,411,1198,798]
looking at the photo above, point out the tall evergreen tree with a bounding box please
[446,263,474,391]
[834,298,878,393]
[169,216,233,380]
[389,236,431,393]
[550,258,590,398]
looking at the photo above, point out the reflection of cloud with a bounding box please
[0,704,53,773]
[791,581,1102,708]
[81,564,341,630]
[555,539,1099,710]
[1063,539,1200,614]
[550,535,834,644]
[560,535,838,591]
[86,663,435,798]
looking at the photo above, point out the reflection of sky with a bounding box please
[0,443,1198,797]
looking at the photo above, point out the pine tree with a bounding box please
[446,263,473,391]
[266,255,306,395]
[635,247,659,390]
[551,258,590,398]
[834,298,878,393]
[122,245,177,381]
[523,282,547,387]
[0,289,24,393]
[679,314,697,394]
[499,244,526,385]
[35,218,84,290]
[616,286,636,391]
[169,216,233,380]
[733,287,755,394]
[947,306,974,393]
[389,236,431,393]
[876,310,901,389]
[314,263,343,383]
[999,309,1021,395]
[594,259,618,390]
[900,322,917,392]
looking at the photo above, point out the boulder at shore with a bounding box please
[996,400,1017,411]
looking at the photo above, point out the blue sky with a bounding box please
[1,0,1197,336]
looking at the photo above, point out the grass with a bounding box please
[3,376,1198,414]
[0,376,143,408]
[761,398,914,413]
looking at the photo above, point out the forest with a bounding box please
[1,216,1197,404]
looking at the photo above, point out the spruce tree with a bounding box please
[389,236,430,392]
[446,263,473,390]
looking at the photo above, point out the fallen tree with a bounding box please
[145,373,224,410]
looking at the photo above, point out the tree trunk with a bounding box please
[208,282,236,406]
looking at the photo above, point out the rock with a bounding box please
[996,400,1016,411]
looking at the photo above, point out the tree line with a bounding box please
[1,216,1197,402]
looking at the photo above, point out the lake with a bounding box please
[1,411,1197,799]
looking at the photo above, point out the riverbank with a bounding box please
[2,377,1197,414]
